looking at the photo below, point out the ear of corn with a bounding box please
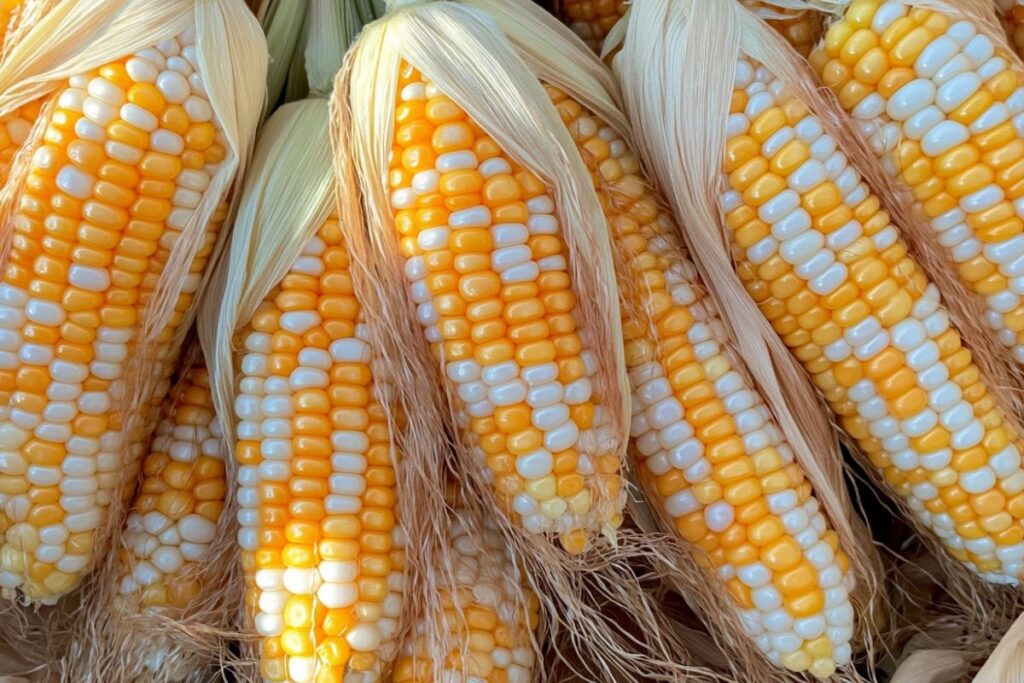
[544,81,856,676]
[385,62,623,554]
[808,1,1024,369]
[106,354,227,680]
[615,0,1024,589]
[393,500,540,683]
[721,54,1024,583]
[205,86,406,680]
[0,0,265,604]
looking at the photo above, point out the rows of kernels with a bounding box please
[809,2,1024,366]
[559,0,627,52]
[235,216,404,683]
[722,56,1024,584]
[386,63,623,554]
[115,363,225,611]
[740,1,823,57]
[544,84,853,676]
[0,28,228,601]
[392,509,539,683]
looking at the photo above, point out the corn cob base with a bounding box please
[810,2,1024,367]
[386,63,623,554]
[0,27,226,601]
[722,54,1024,584]
[235,216,405,683]
[392,506,539,683]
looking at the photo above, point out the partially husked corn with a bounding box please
[809,2,1024,368]
[722,55,1024,584]
[387,63,623,554]
[546,83,854,676]
[392,506,539,683]
[0,27,229,602]
[234,214,405,683]
[116,362,225,611]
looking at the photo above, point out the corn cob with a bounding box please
[392,502,539,683]
[115,360,225,612]
[717,52,1024,583]
[386,63,623,554]
[234,213,405,683]
[807,2,1024,369]
[543,81,856,675]
[0,6,263,603]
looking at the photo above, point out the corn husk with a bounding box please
[458,0,889,679]
[611,0,1024,673]
[259,0,307,107]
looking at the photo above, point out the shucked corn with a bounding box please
[0,27,229,602]
[545,82,855,676]
[387,63,623,554]
[234,213,405,683]
[721,54,1024,584]
[809,2,1024,368]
